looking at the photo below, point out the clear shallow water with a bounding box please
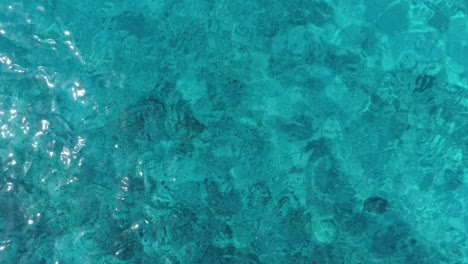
[0,0,467,263]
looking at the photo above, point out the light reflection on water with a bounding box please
[0,4,91,254]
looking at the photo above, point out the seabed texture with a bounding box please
[0,0,467,263]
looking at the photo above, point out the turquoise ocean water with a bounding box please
[0,0,467,263]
